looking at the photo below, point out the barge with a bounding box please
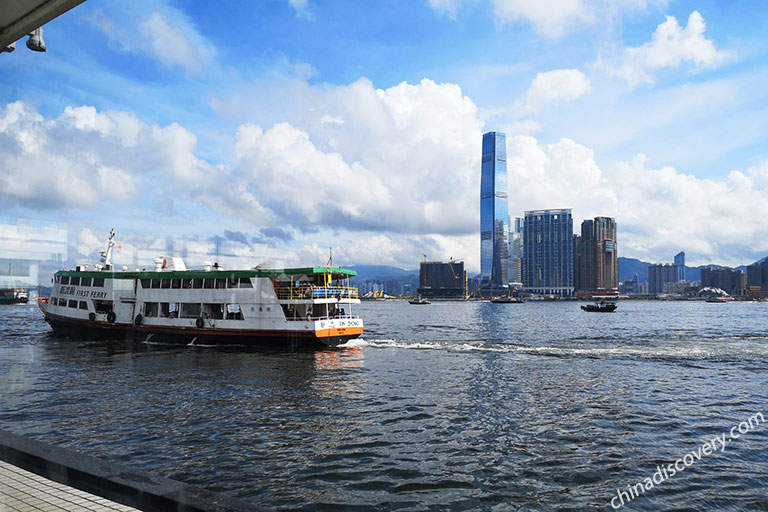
[38,230,363,348]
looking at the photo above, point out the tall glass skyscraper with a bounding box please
[480,132,509,289]
[674,251,686,281]
[522,208,574,297]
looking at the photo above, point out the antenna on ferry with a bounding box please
[327,247,333,268]
[99,229,117,269]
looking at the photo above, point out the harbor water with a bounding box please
[1,301,767,510]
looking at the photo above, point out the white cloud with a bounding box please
[507,135,768,265]
[615,11,733,85]
[428,0,667,38]
[522,69,591,112]
[428,0,460,19]
[139,12,203,72]
[288,0,314,20]
[493,0,591,39]
[86,4,213,73]
[227,77,484,236]
[0,101,270,224]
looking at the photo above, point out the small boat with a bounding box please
[409,296,430,305]
[490,296,524,303]
[581,300,617,313]
[705,296,733,303]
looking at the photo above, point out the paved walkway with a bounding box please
[0,460,139,512]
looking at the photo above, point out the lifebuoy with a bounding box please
[134,314,143,326]
[107,311,116,323]
[88,312,95,322]
[196,317,205,329]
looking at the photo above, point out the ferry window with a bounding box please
[203,303,224,319]
[238,278,253,288]
[54,275,61,283]
[180,303,201,318]
[60,276,70,285]
[193,279,203,289]
[151,279,160,289]
[93,278,105,287]
[79,301,88,310]
[93,300,113,313]
[160,302,179,317]
[140,279,151,288]
[144,302,159,317]
[215,279,226,289]
[68,300,78,308]
[203,279,214,289]
[172,279,182,289]
[70,277,81,286]
[81,277,92,287]
[182,279,193,289]
[226,304,244,320]
[161,279,171,289]
[228,277,238,288]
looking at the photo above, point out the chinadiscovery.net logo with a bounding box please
[610,412,764,509]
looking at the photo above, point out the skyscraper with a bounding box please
[480,132,509,290]
[674,251,685,281]
[575,217,618,292]
[522,209,574,297]
[509,216,523,285]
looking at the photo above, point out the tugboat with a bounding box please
[581,300,617,313]
[409,296,430,305]
[38,230,364,348]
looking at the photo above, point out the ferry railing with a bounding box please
[275,285,359,300]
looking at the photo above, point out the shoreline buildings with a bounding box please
[478,131,616,298]
[480,132,509,293]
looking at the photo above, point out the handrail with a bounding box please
[275,285,359,300]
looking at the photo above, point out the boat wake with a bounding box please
[351,337,768,362]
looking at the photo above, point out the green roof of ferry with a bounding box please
[55,266,357,279]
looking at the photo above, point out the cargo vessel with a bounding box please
[38,230,363,348]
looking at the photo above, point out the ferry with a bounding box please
[0,288,28,305]
[38,230,364,348]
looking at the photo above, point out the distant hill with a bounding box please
[618,257,650,282]
[347,264,418,283]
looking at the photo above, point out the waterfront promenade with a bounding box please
[0,430,255,512]
[0,459,138,511]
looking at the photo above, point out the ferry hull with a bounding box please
[44,313,359,349]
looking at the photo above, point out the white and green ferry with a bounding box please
[38,231,363,348]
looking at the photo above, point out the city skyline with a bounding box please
[4,2,768,272]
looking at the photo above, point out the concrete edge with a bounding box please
[0,430,260,512]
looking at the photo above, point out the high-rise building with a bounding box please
[509,217,523,285]
[700,267,745,296]
[575,217,618,292]
[747,257,768,298]
[648,264,679,294]
[480,131,509,291]
[674,251,686,281]
[417,260,467,299]
[522,209,574,297]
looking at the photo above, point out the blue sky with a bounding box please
[2,0,768,271]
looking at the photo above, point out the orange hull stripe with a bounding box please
[315,327,364,338]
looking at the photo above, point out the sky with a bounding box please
[2,0,768,272]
